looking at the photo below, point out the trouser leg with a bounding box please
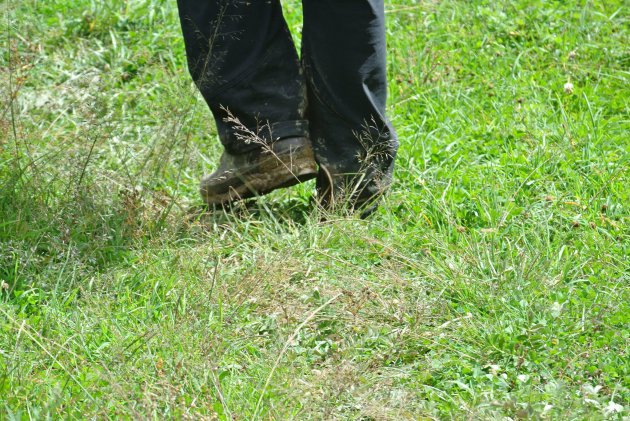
[302,0,398,207]
[177,0,308,155]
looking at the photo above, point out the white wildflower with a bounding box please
[551,301,563,318]
[564,82,574,94]
[583,384,602,396]
[603,400,623,415]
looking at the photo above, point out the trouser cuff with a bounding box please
[270,120,309,141]
[222,119,310,155]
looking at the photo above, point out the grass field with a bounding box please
[1,0,629,419]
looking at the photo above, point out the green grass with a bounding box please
[1,0,628,418]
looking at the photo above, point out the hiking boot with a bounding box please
[200,136,318,206]
[315,164,390,218]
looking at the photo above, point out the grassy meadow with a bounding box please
[1,0,628,418]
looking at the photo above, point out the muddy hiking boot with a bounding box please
[199,136,318,206]
[315,164,391,219]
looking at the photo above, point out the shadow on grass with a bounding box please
[186,194,316,228]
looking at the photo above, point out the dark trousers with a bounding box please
[177,0,398,201]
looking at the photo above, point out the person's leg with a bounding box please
[178,0,308,152]
[301,0,398,215]
[177,0,316,205]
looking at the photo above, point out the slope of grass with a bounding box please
[1,0,628,419]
